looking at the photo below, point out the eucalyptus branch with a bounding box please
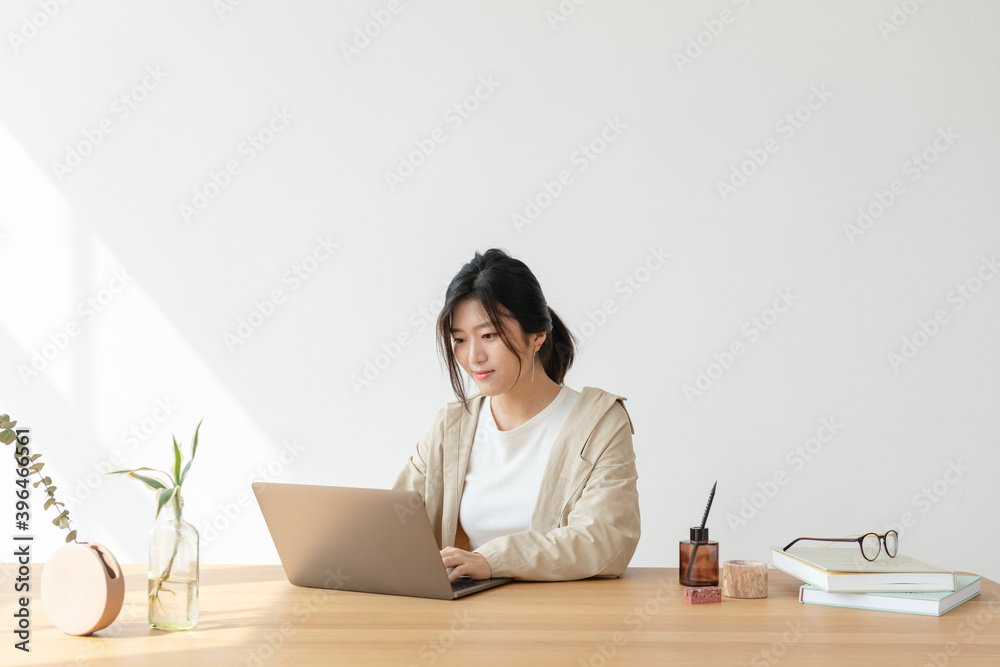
[2,414,79,543]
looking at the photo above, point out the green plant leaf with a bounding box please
[155,487,178,518]
[0,417,15,428]
[191,419,203,460]
[29,462,44,472]
[51,510,69,526]
[0,414,10,422]
[41,476,51,485]
[172,435,182,484]
[129,473,168,491]
[57,516,70,529]
[46,485,57,496]
[107,469,173,488]
[0,430,15,444]
[110,466,175,484]
[180,419,203,484]
[65,530,77,543]
[135,466,177,485]
[30,453,42,461]
[44,497,55,510]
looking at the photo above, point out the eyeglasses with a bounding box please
[782,530,898,562]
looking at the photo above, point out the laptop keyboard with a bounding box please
[451,577,482,593]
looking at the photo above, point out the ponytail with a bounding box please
[540,307,575,385]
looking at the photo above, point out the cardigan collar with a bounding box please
[444,386,632,532]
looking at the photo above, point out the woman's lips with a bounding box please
[473,371,493,380]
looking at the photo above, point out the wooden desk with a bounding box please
[2,565,998,666]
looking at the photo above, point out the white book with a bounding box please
[771,546,956,593]
[799,575,981,616]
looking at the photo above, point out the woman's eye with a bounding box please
[483,333,495,340]
[452,338,464,345]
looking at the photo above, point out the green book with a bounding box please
[799,575,981,616]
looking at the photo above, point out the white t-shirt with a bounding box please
[460,386,581,551]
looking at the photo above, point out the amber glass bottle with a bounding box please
[679,527,719,586]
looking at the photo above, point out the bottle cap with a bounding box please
[690,527,710,542]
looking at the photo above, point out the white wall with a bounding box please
[1,1,998,584]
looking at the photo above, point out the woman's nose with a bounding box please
[468,338,487,362]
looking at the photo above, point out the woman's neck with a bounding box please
[489,374,562,431]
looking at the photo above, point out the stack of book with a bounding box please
[771,546,981,616]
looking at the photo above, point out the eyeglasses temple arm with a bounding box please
[782,537,860,551]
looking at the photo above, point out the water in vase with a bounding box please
[149,578,199,631]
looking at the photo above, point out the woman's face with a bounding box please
[449,299,540,397]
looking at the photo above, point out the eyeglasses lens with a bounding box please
[861,533,880,560]
[885,530,898,557]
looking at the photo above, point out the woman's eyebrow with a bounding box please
[450,320,494,333]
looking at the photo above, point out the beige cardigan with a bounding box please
[393,386,640,581]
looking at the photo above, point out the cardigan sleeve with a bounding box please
[474,401,640,581]
[392,434,428,497]
[391,406,448,547]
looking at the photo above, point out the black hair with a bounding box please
[436,248,576,409]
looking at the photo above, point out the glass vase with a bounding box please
[148,494,199,631]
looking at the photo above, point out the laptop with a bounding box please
[252,482,512,600]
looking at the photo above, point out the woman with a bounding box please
[393,249,640,581]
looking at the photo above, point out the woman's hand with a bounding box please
[441,547,492,581]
